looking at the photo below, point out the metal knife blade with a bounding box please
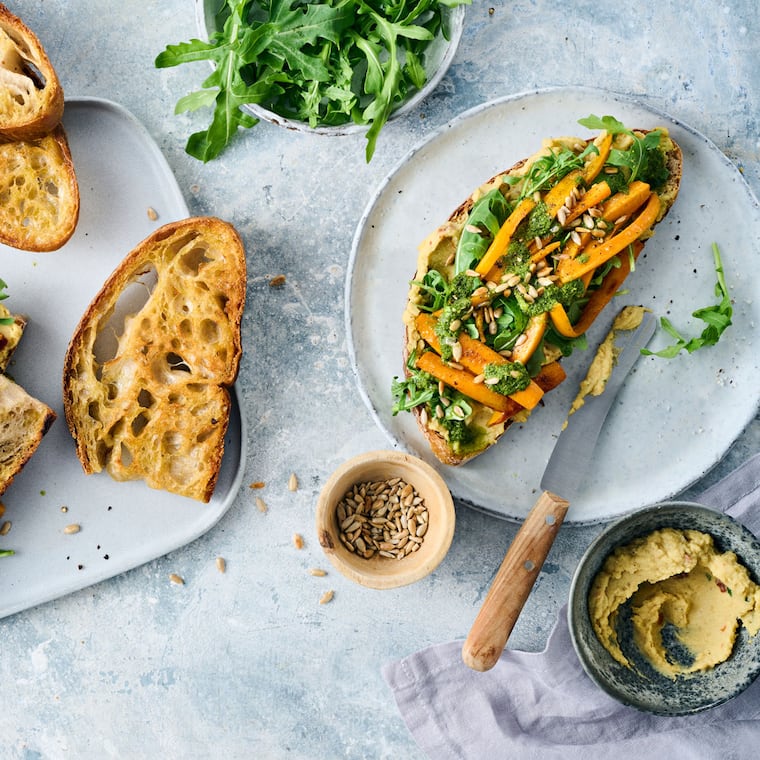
[462,310,657,672]
[540,310,657,502]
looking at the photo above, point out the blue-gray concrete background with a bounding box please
[1,2,758,757]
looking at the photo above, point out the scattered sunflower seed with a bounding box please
[0,521,11,536]
[309,568,327,577]
[169,573,185,585]
[288,473,299,492]
[319,590,335,605]
[147,206,158,221]
[63,524,81,535]
[249,481,265,489]
[269,274,287,287]
[255,497,268,513]
[215,557,226,573]
[293,533,304,550]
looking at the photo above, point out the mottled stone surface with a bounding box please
[1,2,758,758]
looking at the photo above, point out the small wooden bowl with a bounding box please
[316,450,455,589]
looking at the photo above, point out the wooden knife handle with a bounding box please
[462,490,570,672]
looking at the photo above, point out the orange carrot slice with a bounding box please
[556,193,660,283]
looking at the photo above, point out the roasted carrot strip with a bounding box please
[526,241,561,266]
[600,181,651,225]
[510,312,548,364]
[556,193,660,283]
[475,198,535,276]
[487,361,567,426]
[582,133,613,184]
[542,170,583,217]
[549,303,582,338]
[414,313,544,410]
[415,351,513,413]
[564,181,611,225]
[549,241,644,338]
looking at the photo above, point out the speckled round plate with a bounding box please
[346,86,760,523]
[568,502,760,715]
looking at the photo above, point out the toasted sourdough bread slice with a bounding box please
[63,217,246,502]
[400,127,682,465]
[0,123,80,251]
[0,3,64,141]
[0,373,56,496]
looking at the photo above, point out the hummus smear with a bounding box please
[569,305,647,416]
[589,527,760,678]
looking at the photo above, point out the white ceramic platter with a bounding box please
[0,98,245,618]
[347,86,760,524]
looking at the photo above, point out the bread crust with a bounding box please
[0,123,80,251]
[0,3,64,141]
[402,129,683,465]
[63,217,246,502]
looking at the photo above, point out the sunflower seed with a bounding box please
[335,477,430,561]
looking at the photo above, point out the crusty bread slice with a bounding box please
[0,373,56,496]
[0,123,80,251]
[63,217,246,502]
[0,3,64,141]
[401,128,683,465]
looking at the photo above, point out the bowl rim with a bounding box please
[315,449,456,589]
[568,500,760,716]
[194,0,466,135]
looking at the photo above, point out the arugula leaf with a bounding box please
[577,114,628,135]
[0,549,13,558]
[642,243,733,358]
[156,0,470,162]
[0,279,14,326]
[508,145,592,200]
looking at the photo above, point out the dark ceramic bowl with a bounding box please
[569,501,760,715]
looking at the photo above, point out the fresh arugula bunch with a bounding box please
[0,279,14,326]
[642,243,733,358]
[155,0,468,162]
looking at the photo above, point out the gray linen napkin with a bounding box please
[382,453,760,760]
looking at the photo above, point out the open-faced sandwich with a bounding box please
[393,115,682,465]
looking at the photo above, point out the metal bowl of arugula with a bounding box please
[167,0,466,162]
